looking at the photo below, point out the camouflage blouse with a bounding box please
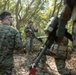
[0,23,23,68]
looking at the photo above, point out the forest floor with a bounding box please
[12,50,76,75]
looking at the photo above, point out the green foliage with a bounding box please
[0,0,72,44]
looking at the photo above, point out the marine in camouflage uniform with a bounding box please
[0,11,23,75]
[24,20,38,53]
[54,37,72,75]
[44,36,72,75]
[56,0,76,74]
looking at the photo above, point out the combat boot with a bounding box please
[71,69,76,75]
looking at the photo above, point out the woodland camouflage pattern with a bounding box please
[44,37,72,75]
[54,40,72,75]
[0,23,23,75]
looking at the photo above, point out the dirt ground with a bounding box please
[12,51,76,75]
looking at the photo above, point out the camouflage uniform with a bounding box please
[0,23,23,75]
[44,37,72,75]
[54,38,72,75]
[55,59,71,75]
[24,25,38,52]
[56,0,76,74]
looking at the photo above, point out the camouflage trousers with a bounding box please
[43,51,72,75]
[26,37,34,52]
[40,55,47,64]
[43,42,73,75]
[55,58,71,75]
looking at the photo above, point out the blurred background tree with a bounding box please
[0,0,72,45]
